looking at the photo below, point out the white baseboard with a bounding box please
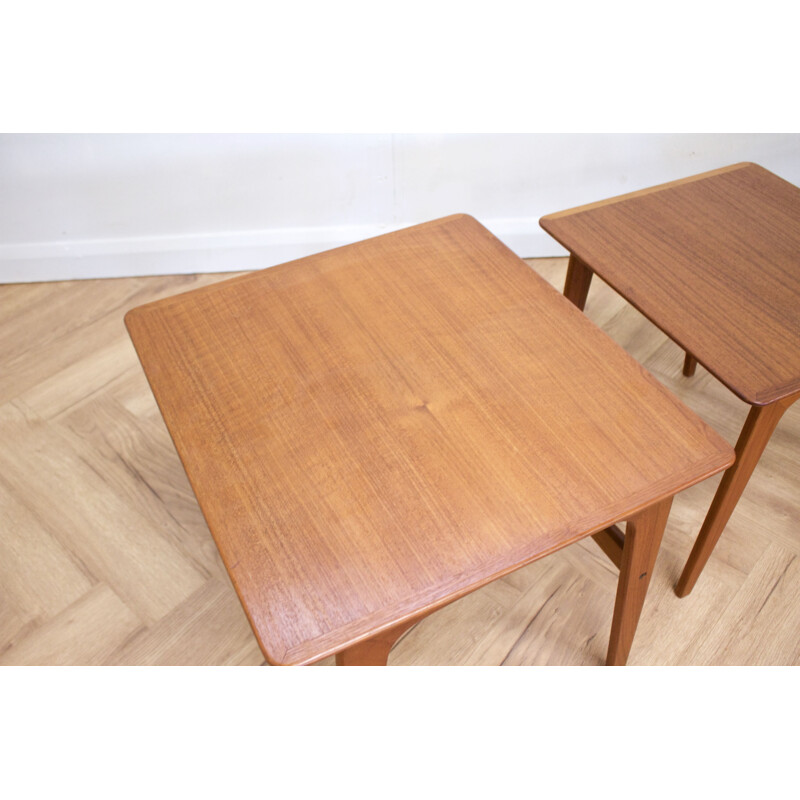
[0,218,567,283]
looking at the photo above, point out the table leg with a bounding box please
[676,394,797,597]
[563,254,594,311]
[335,615,425,666]
[683,353,698,377]
[606,497,672,666]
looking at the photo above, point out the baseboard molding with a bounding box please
[0,218,567,283]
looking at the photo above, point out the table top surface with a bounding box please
[540,162,800,406]
[125,214,732,665]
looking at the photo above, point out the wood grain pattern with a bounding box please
[676,392,799,596]
[591,525,625,569]
[563,254,593,312]
[606,497,672,665]
[543,162,800,599]
[541,163,748,222]
[125,214,732,665]
[541,162,800,405]
[1,259,797,665]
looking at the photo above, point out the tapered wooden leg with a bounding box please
[563,254,594,311]
[683,353,698,377]
[606,497,672,666]
[335,616,423,665]
[676,394,797,597]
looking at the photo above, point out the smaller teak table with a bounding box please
[126,215,733,665]
[541,162,800,596]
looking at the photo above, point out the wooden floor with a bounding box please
[1,258,798,666]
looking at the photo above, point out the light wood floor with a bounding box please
[1,258,798,666]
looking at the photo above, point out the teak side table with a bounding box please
[541,162,800,597]
[125,215,733,665]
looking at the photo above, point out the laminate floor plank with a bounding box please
[104,578,264,667]
[0,583,142,666]
[688,545,800,665]
[0,278,141,362]
[0,599,36,658]
[0,273,243,406]
[497,565,610,667]
[0,401,206,623]
[393,578,523,667]
[0,474,94,620]
[19,338,140,421]
[59,396,226,580]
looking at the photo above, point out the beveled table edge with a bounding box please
[538,162,800,405]
[277,450,734,666]
[539,161,754,223]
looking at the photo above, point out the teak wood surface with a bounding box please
[125,215,733,665]
[540,162,800,406]
[542,163,800,598]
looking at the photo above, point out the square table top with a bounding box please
[125,214,732,665]
[540,162,800,406]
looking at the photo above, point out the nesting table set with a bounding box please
[126,162,799,665]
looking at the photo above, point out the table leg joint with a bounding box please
[606,497,673,666]
[592,524,625,569]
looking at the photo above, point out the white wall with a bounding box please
[2,133,799,282]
